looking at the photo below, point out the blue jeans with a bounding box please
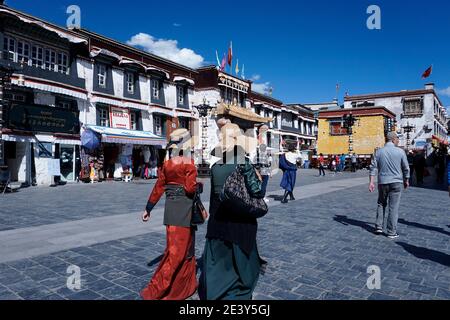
[376,183,402,235]
[261,175,269,197]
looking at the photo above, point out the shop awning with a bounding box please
[87,125,166,146]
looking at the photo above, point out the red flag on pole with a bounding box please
[421,66,432,79]
[227,41,233,66]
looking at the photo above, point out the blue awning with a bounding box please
[86,125,166,146]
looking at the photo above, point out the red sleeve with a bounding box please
[184,159,198,195]
[148,162,166,204]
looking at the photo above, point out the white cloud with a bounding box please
[252,82,271,94]
[126,33,204,68]
[250,74,261,81]
[437,86,450,97]
[173,23,182,27]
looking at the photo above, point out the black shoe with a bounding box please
[281,191,289,203]
[374,228,383,235]
[289,192,295,201]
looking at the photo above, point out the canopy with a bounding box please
[87,125,166,146]
[216,103,272,123]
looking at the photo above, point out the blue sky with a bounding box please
[6,0,450,109]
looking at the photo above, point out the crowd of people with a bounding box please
[317,153,361,176]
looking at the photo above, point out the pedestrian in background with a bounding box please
[369,132,410,239]
[413,150,426,185]
[407,150,415,185]
[279,143,298,203]
[340,153,347,172]
[318,153,326,176]
[141,129,199,300]
[351,153,358,172]
[256,144,272,203]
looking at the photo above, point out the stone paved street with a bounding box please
[0,169,449,300]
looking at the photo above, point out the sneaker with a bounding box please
[374,228,383,235]
[387,233,399,239]
[264,197,270,203]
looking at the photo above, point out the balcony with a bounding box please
[1,60,85,89]
[281,125,300,134]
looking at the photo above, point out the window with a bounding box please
[98,106,109,127]
[177,86,185,104]
[281,113,293,127]
[130,111,140,130]
[154,115,162,135]
[4,92,26,102]
[45,49,56,71]
[3,36,16,61]
[56,98,76,110]
[329,120,348,136]
[17,40,30,65]
[57,52,69,74]
[179,118,189,129]
[31,45,44,68]
[126,72,134,94]
[403,98,423,115]
[152,80,160,100]
[97,64,107,87]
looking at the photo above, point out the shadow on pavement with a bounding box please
[333,215,377,234]
[398,219,450,237]
[396,242,450,267]
[147,254,164,267]
[268,195,284,201]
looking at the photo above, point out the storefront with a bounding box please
[82,125,166,182]
[3,103,80,186]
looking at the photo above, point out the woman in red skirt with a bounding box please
[141,128,199,300]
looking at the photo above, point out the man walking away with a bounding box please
[351,153,358,172]
[318,153,326,176]
[369,132,410,239]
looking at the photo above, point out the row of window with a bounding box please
[96,64,187,104]
[2,35,69,74]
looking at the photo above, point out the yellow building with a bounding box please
[317,106,396,156]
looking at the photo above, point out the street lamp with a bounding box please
[192,97,214,168]
[402,121,415,151]
[342,112,357,154]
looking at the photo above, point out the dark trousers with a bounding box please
[351,163,357,172]
[261,175,269,197]
[318,165,326,176]
[416,168,424,184]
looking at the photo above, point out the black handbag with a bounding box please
[191,191,208,226]
[220,165,268,219]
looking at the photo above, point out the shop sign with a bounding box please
[110,107,130,130]
[7,104,79,134]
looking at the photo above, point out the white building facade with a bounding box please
[344,84,448,154]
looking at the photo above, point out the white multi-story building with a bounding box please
[344,84,448,154]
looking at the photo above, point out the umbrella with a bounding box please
[81,129,100,151]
